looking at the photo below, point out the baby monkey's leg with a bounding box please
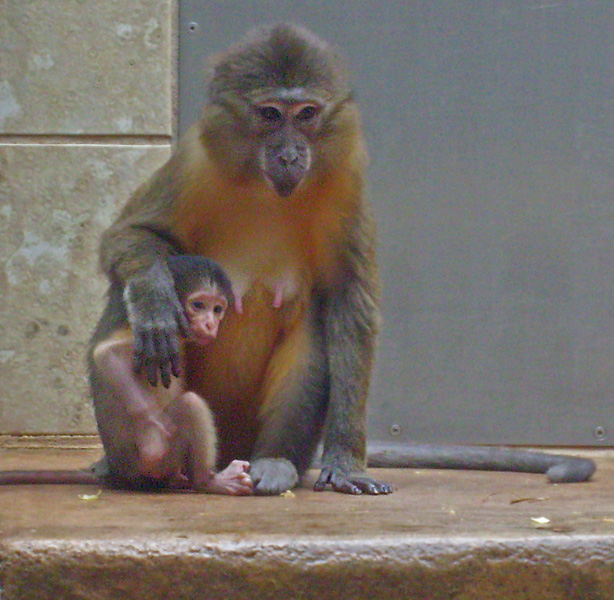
[171,392,253,495]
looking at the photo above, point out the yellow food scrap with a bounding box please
[78,490,102,501]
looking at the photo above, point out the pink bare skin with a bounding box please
[231,277,296,314]
[205,460,252,495]
[184,289,227,344]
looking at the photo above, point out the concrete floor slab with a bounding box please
[1,446,613,599]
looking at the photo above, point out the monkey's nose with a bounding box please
[278,148,299,166]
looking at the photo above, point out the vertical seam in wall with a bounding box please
[171,0,180,145]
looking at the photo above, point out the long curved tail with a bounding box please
[367,443,596,483]
[0,470,99,485]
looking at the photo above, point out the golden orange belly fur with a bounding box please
[169,155,350,464]
[183,280,307,465]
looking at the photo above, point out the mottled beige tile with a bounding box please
[0,0,172,135]
[0,143,171,433]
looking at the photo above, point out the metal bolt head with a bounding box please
[389,424,402,437]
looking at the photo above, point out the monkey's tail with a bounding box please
[367,443,596,483]
[0,470,99,485]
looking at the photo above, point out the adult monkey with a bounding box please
[90,23,386,496]
[89,24,595,496]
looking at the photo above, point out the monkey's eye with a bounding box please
[213,305,225,315]
[295,105,319,122]
[258,106,283,122]
[191,301,206,311]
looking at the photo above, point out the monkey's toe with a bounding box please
[315,467,393,495]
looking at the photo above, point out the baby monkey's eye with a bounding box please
[213,304,225,315]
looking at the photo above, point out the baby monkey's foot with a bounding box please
[207,460,253,495]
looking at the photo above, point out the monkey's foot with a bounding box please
[206,460,253,495]
[250,458,299,495]
[314,467,393,495]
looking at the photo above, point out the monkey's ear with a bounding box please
[225,289,235,307]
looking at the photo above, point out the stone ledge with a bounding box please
[0,435,101,450]
[1,448,613,599]
[3,535,614,600]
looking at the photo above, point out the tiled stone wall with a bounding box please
[0,1,175,434]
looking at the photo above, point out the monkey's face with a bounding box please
[205,24,357,198]
[254,97,322,197]
[184,288,228,346]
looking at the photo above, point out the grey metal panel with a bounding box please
[179,1,614,446]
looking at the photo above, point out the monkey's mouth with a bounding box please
[189,333,215,347]
[261,145,310,198]
[268,172,304,197]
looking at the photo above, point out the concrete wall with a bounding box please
[0,1,175,434]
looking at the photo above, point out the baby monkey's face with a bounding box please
[184,285,229,346]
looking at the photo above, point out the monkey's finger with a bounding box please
[132,333,145,374]
[314,468,363,495]
[156,329,181,384]
[346,475,393,495]
[143,333,159,386]
[177,311,190,337]
[145,363,159,387]
[313,468,333,492]
[329,474,362,495]
[170,353,181,380]
[180,313,189,332]
[159,360,172,389]
[168,332,182,379]
[156,335,172,389]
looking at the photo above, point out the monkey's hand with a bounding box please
[124,262,189,388]
[314,466,393,495]
[250,458,299,495]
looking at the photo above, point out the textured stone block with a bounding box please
[0,144,171,433]
[0,0,172,135]
[0,461,612,600]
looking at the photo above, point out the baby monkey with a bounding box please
[91,255,251,495]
